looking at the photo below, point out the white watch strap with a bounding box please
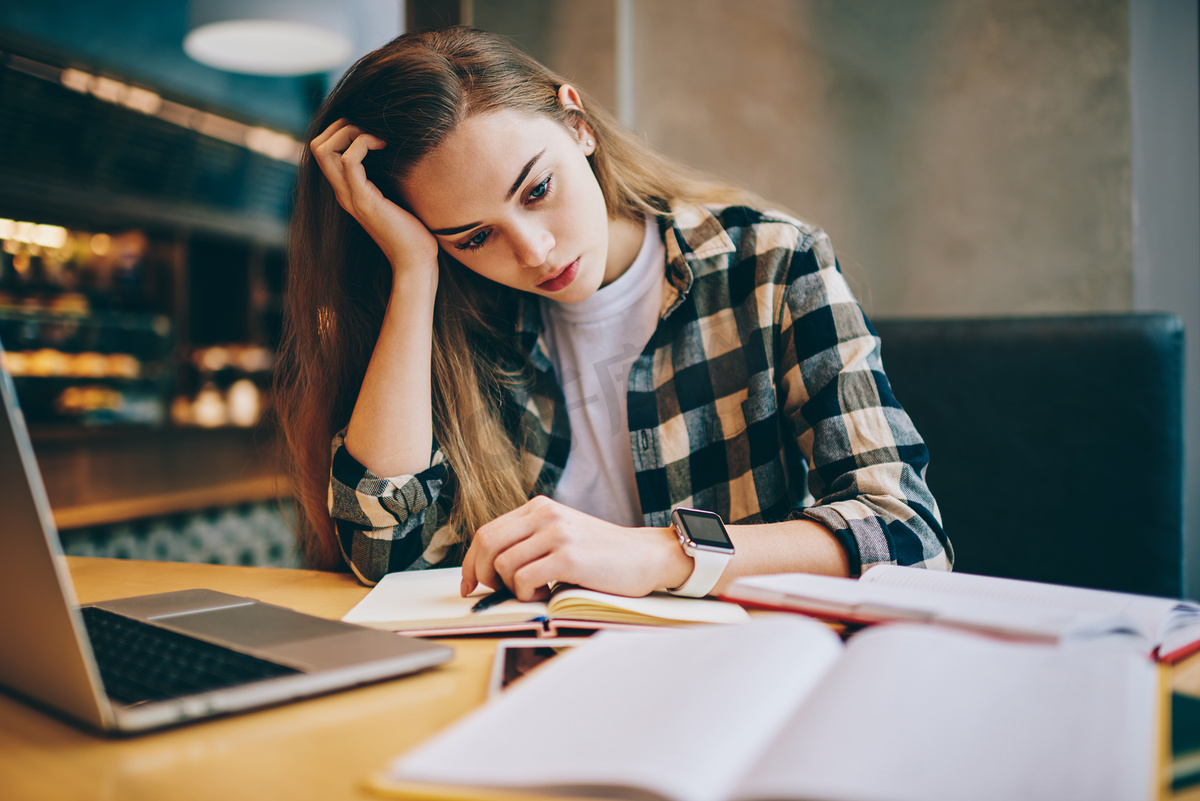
[668,548,732,597]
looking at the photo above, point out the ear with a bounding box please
[557,84,596,156]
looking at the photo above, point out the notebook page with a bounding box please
[864,564,1179,641]
[548,587,751,625]
[341,568,549,629]
[382,617,842,801]
[732,625,1157,801]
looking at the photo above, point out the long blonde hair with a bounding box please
[277,26,753,569]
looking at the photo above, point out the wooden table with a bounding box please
[1,556,1198,801]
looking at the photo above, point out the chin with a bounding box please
[561,264,606,302]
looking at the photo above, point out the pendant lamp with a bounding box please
[184,0,354,76]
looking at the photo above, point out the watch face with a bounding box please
[675,508,733,550]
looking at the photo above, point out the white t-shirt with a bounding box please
[539,216,666,527]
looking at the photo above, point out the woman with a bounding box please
[276,26,951,600]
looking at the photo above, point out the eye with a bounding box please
[455,229,491,252]
[527,175,552,203]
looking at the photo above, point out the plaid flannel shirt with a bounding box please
[329,203,952,584]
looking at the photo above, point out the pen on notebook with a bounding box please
[471,585,515,614]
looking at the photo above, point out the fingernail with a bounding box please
[460,579,470,596]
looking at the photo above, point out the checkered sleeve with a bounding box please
[327,429,458,585]
[777,230,951,575]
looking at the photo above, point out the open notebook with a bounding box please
[724,564,1200,662]
[370,617,1158,801]
[342,568,750,636]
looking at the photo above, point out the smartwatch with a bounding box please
[667,507,735,597]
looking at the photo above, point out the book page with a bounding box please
[377,617,843,801]
[1154,605,1200,662]
[341,568,549,630]
[732,624,1158,801]
[547,587,751,626]
[729,572,1137,644]
[864,564,1183,641]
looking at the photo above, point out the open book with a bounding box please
[369,617,1157,801]
[723,564,1200,662]
[342,568,750,636]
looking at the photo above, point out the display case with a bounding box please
[0,308,172,426]
[0,215,177,429]
[0,210,285,434]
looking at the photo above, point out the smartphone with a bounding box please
[488,638,587,696]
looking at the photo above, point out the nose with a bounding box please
[510,222,554,268]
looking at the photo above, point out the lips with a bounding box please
[536,258,581,292]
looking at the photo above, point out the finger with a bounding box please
[509,555,561,602]
[469,506,542,593]
[316,132,387,214]
[311,128,362,201]
[359,132,388,151]
[310,117,350,151]
[462,529,509,595]
[340,134,391,211]
[310,118,384,154]
[462,537,522,595]
[492,537,554,598]
[310,121,360,169]
[460,541,479,596]
[318,125,385,160]
[340,134,386,200]
[520,582,549,599]
[466,537,503,597]
[311,124,368,177]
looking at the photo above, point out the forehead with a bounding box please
[402,109,570,226]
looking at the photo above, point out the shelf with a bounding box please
[32,424,288,529]
[0,307,172,331]
[52,473,289,530]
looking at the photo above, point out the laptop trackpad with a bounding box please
[158,603,356,649]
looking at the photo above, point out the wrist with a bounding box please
[389,263,438,301]
[383,275,438,335]
[664,508,737,597]
[655,526,695,591]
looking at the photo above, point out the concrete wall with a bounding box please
[474,0,618,112]
[481,0,1135,320]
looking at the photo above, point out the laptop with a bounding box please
[0,356,453,734]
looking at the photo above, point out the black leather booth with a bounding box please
[872,313,1185,597]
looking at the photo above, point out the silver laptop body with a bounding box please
[0,356,452,734]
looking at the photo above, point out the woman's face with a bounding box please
[400,105,619,303]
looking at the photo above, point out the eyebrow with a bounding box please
[428,149,547,236]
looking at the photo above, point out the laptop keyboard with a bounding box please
[80,606,301,706]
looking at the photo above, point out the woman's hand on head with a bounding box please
[460,496,691,600]
[310,118,438,278]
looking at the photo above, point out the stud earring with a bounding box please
[586,139,594,147]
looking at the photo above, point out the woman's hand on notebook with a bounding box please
[461,496,692,600]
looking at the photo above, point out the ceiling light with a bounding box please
[184,0,353,76]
